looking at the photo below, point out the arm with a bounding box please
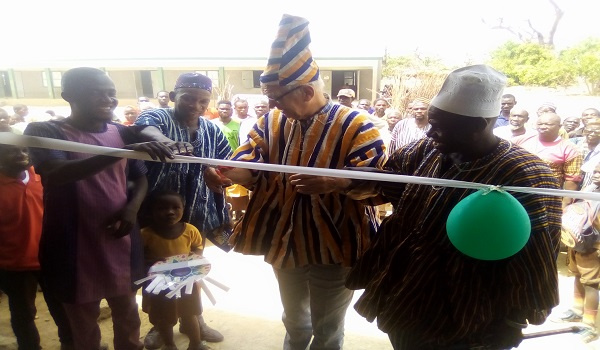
[37,156,124,187]
[287,114,387,196]
[137,124,175,143]
[495,167,562,325]
[563,180,579,208]
[562,152,583,207]
[107,175,148,238]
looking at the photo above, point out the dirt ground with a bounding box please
[3,247,600,350]
[0,245,393,350]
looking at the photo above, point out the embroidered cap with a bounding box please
[431,65,507,118]
[174,73,212,92]
[260,14,320,87]
[412,97,431,105]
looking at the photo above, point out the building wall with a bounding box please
[107,70,138,99]
[357,69,374,101]
[163,70,189,91]
[20,71,48,99]
[321,70,332,97]
[226,70,261,96]
[3,57,381,103]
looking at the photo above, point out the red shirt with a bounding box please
[0,167,43,270]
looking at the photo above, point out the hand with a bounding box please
[204,167,233,193]
[105,207,138,238]
[483,319,524,349]
[288,174,351,195]
[125,142,176,162]
[166,142,194,156]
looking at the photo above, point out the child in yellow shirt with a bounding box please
[141,190,209,350]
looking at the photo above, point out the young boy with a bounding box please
[0,143,72,349]
[141,190,209,350]
[560,162,600,342]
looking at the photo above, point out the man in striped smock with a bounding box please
[209,15,386,350]
[345,65,562,349]
[135,73,230,347]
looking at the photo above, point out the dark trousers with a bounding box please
[0,269,72,349]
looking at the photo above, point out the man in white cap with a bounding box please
[388,98,431,154]
[345,65,562,349]
[207,14,386,350]
[336,88,355,108]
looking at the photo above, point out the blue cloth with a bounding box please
[494,113,509,128]
[134,108,232,249]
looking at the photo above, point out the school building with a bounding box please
[0,56,383,105]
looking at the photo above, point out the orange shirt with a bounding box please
[0,167,44,270]
[203,107,219,120]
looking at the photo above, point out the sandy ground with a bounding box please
[0,244,393,350]
[2,246,600,350]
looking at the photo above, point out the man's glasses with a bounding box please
[267,85,304,105]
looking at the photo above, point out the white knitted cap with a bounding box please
[431,65,507,118]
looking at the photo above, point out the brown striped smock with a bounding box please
[346,138,562,347]
[229,102,387,268]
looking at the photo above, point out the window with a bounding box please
[253,70,263,88]
[42,71,62,88]
[343,71,356,86]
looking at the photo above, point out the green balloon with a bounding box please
[446,189,531,260]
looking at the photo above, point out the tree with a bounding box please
[382,53,445,79]
[490,41,575,87]
[561,38,600,95]
[484,0,564,48]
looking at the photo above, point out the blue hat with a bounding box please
[174,73,212,92]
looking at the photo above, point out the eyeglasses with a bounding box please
[267,85,304,105]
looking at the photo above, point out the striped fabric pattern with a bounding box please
[230,103,387,268]
[134,108,232,234]
[388,117,431,154]
[346,138,562,347]
[260,14,319,86]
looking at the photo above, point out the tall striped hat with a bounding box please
[260,14,320,87]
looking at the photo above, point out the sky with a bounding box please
[3,0,600,67]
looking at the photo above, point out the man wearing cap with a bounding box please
[135,72,230,347]
[388,98,431,154]
[208,15,386,350]
[336,88,355,108]
[345,65,562,349]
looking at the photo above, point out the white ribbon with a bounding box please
[2,132,599,201]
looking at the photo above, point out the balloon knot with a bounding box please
[482,185,504,195]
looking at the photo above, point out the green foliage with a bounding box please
[490,41,575,88]
[561,38,600,95]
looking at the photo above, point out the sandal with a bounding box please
[553,309,583,323]
[577,326,599,343]
[187,341,212,350]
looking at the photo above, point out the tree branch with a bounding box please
[547,0,564,48]
[527,19,545,45]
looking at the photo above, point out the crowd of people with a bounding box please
[1,13,600,350]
